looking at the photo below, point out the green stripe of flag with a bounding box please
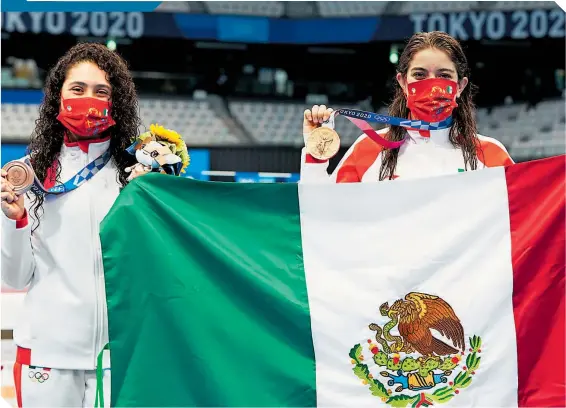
[101,174,316,407]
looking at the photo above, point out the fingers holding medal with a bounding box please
[303,105,340,161]
[1,170,17,202]
[303,105,333,133]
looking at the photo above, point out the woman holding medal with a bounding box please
[300,31,514,183]
[1,43,143,407]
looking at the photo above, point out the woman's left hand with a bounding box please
[125,163,151,182]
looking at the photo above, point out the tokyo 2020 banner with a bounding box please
[1,7,564,43]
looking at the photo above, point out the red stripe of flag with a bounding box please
[505,155,565,407]
[13,362,23,408]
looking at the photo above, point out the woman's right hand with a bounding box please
[303,105,334,136]
[1,170,26,220]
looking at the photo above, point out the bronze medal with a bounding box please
[306,127,340,161]
[2,161,35,195]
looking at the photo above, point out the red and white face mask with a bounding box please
[57,97,116,138]
[406,78,459,123]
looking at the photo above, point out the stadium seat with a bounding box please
[155,1,192,13]
[492,1,556,10]
[511,138,565,160]
[204,1,284,17]
[1,103,40,141]
[399,1,479,14]
[229,101,376,146]
[1,97,564,158]
[318,2,388,17]
[1,99,242,146]
[478,98,565,156]
[138,99,241,146]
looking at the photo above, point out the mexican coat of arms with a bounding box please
[349,292,482,407]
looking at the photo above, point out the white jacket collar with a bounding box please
[61,137,111,161]
[406,126,452,145]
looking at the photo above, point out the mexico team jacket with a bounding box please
[1,138,120,370]
[300,127,514,183]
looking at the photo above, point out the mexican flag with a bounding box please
[101,155,565,408]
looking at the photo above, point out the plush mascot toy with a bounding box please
[125,124,190,181]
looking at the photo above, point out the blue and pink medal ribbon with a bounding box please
[24,150,112,196]
[323,108,454,149]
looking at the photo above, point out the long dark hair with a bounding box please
[380,31,479,181]
[27,43,140,228]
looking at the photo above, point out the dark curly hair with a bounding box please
[28,42,140,228]
[380,31,480,181]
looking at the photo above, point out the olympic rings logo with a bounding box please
[373,115,389,123]
[28,370,50,383]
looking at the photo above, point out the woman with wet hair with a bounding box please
[1,43,144,407]
[301,31,514,183]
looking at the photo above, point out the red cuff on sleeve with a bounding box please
[15,209,28,229]
[305,154,328,164]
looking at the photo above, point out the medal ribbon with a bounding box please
[24,150,112,196]
[323,108,454,149]
[94,343,110,408]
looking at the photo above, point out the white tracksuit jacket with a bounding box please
[300,127,514,183]
[2,138,120,370]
